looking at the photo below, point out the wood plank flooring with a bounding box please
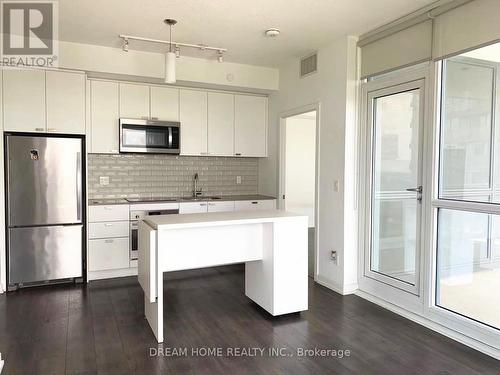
[0,264,498,374]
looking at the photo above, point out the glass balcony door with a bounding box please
[365,79,425,295]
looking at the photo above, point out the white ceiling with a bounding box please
[59,0,437,67]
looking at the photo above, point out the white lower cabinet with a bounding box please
[88,238,129,272]
[207,201,235,212]
[234,200,275,211]
[179,202,208,214]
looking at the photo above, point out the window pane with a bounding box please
[371,89,420,286]
[437,209,500,330]
[439,59,494,202]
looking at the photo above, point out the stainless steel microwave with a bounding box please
[119,118,180,154]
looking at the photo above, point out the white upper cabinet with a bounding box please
[180,89,208,155]
[119,83,150,119]
[234,95,267,157]
[207,92,234,156]
[91,80,119,154]
[150,86,179,121]
[46,71,86,134]
[3,69,46,132]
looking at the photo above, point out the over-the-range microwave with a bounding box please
[119,118,180,154]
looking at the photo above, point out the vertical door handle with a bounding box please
[406,186,423,201]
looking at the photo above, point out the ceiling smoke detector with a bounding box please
[264,28,280,37]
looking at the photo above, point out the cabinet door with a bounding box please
[91,81,119,153]
[179,202,208,214]
[119,83,150,119]
[234,200,275,211]
[46,71,86,134]
[180,89,208,155]
[150,86,179,121]
[208,92,234,156]
[234,95,267,157]
[207,201,235,212]
[88,237,129,271]
[3,69,46,132]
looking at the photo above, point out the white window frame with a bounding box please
[358,62,500,356]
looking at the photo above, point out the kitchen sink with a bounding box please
[181,196,223,201]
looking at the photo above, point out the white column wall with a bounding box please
[259,35,359,294]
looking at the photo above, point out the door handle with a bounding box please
[406,186,422,193]
[406,186,423,202]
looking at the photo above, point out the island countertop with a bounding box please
[144,210,306,230]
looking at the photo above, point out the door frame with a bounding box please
[278,102,320,279]
[358,67,431,311]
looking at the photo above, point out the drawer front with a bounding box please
[89,205,129,222]
[179,202,208,214]
[234,200,275,211]
[207,201,235,212]
[89,221,129,239]
[88,237,129,271]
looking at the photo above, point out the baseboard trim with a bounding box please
[355,289,500,361]
[88,267,138,281]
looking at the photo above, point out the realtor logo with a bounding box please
[1,0,58,67]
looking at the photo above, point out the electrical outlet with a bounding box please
[99,176,109,186]
[236,176,242,184]
[331,250,338,264]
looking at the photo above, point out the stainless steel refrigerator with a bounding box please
[5,134,85,289]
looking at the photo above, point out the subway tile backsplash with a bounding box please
[88,154,259,199]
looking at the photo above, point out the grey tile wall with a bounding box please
[88,154,259,199]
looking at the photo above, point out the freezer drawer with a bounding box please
[8,225,83,285]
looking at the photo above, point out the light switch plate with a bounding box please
[236,176,242,184]
[100,176,109,186]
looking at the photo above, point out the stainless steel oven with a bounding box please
[129,207,179,260]
[119,118,180,154]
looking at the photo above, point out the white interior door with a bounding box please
[364,79,425,295]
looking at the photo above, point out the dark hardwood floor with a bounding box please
[0,264,498,374]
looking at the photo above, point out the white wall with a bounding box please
[259,35,358,294]
[284,114,316,227]
[58,41,279,91]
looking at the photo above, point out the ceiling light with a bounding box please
[265,28,280,37]
[164,19,177,83]
[217,50,224,63]
[123,38,129,52]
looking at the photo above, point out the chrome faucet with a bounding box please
[193,173,202,197]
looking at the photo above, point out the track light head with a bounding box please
[217,50,224,63]
[123,38,129,52]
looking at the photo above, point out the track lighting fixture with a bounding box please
[119,19,227,83]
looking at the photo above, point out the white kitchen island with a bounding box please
[138,210,309,343]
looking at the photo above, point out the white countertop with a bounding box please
[144,209,307,230]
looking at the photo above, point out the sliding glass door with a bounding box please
[365,79,425,295]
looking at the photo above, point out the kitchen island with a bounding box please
[138,210,308,343]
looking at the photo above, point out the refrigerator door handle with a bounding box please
[76,151,82,222]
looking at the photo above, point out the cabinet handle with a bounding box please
[235,153,242,156]
[104,207,113,210]
[251,201,258,204]
[105,239,114,243]
[35,127,44,132]
[104,223,113,226]
[110,150,118,153]
[151,117,158,120]
[200,203,207,206]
